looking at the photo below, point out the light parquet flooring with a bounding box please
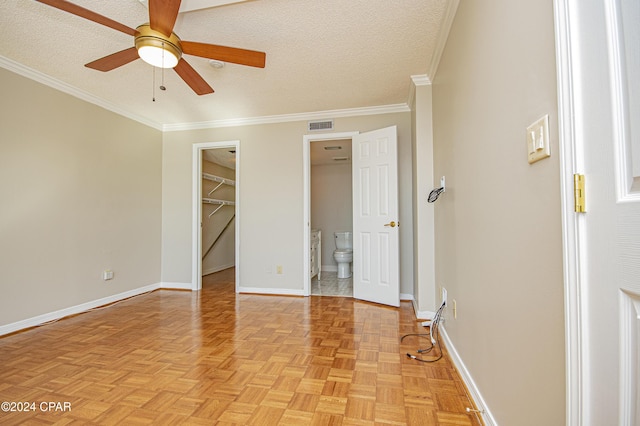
[0,269,482,425]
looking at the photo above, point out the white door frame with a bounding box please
[192,140,240,291]
[554,0,587,423]
[303,131,359,296]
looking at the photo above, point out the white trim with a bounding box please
[400,293,413,302]
[619,289,640,425]
[408,74,431,108]
[427,0,460,80]
[407,293,434,320]
[237,287,305,297]
[0,55,162,131]
[414,308,436,321]
[604,0,640,203]
[554,0,586,424]
[202,263,236,277]
[160,282,193,290]
[303,132,359,297]
[411,75,431,86]
[165,104,410,132]
[440,325,497,426]
[0,54,411,133]
[0,283,160,336]
[192,141,240,292]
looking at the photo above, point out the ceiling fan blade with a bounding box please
[174,58,214,95]
[85,47,140,72]
[149,0,181,37]
[35,0,137,36]
[182,41,266,68]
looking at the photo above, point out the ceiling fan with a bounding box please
[35,0,266,95]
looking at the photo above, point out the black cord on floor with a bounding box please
[401,300,446,363]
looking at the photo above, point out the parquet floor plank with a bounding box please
[0,269,482,425]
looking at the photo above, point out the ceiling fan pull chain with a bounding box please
[160,43,167,91]
[152,65,156,102]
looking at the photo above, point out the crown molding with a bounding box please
[411,75,432,86]
[162,103,411,132]
[0,55,163,131]
[0,54,411,133]
[427,0,460,80]
[408,74,432,108]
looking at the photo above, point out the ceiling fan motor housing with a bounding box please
[135,24,183,68]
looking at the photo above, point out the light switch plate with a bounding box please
[526,114,550,164]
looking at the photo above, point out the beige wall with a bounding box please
[411,83,436,313]
[311,161,352,270]
[431,1,565,425]
[0,68,163,326]
[161,113,414,295]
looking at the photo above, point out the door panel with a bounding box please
[352,126,399,307]
[559,0,640,423]
[360,232,371,283]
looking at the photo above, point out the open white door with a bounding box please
[352,126,400,307]
[557,0,640,423]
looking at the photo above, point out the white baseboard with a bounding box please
[400,293,414,301]
[160,282,193,290]
[0,283,161,337]
[238,286,305,296]
[410,298,433,321]
[321,265,338,272]
[439,325,497,426]
[417,310,436,322]
[202,263,235,276]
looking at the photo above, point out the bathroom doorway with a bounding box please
[304,133,357,297]
[303,127,400,306]
[192,141,240,291]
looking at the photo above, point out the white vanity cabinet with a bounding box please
[310,229,321,280]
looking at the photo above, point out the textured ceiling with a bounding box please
[0,0,452,129]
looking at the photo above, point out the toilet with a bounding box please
[333,231,353,279]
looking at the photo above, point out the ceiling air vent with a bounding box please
[308,120,334,132]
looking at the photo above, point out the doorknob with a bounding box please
[384,221,397,228]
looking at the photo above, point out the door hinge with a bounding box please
[573,174,586,213]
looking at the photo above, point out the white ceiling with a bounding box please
[310,139,352,166]
[0,0,452,129]
[137,0,250,14]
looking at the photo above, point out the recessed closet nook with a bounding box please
[201,152,236,276]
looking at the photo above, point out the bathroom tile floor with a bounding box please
[311,271,353,297]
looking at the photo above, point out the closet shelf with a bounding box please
[203,198,235,218]
[202,173,235,186]
[202,198,235,206]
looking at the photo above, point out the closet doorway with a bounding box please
[192,141,240,291]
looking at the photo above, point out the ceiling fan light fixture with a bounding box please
[135,24,182,68]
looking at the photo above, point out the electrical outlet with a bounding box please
[276,265,283,274]
[453,299,457,319]
[102,270,114,281]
